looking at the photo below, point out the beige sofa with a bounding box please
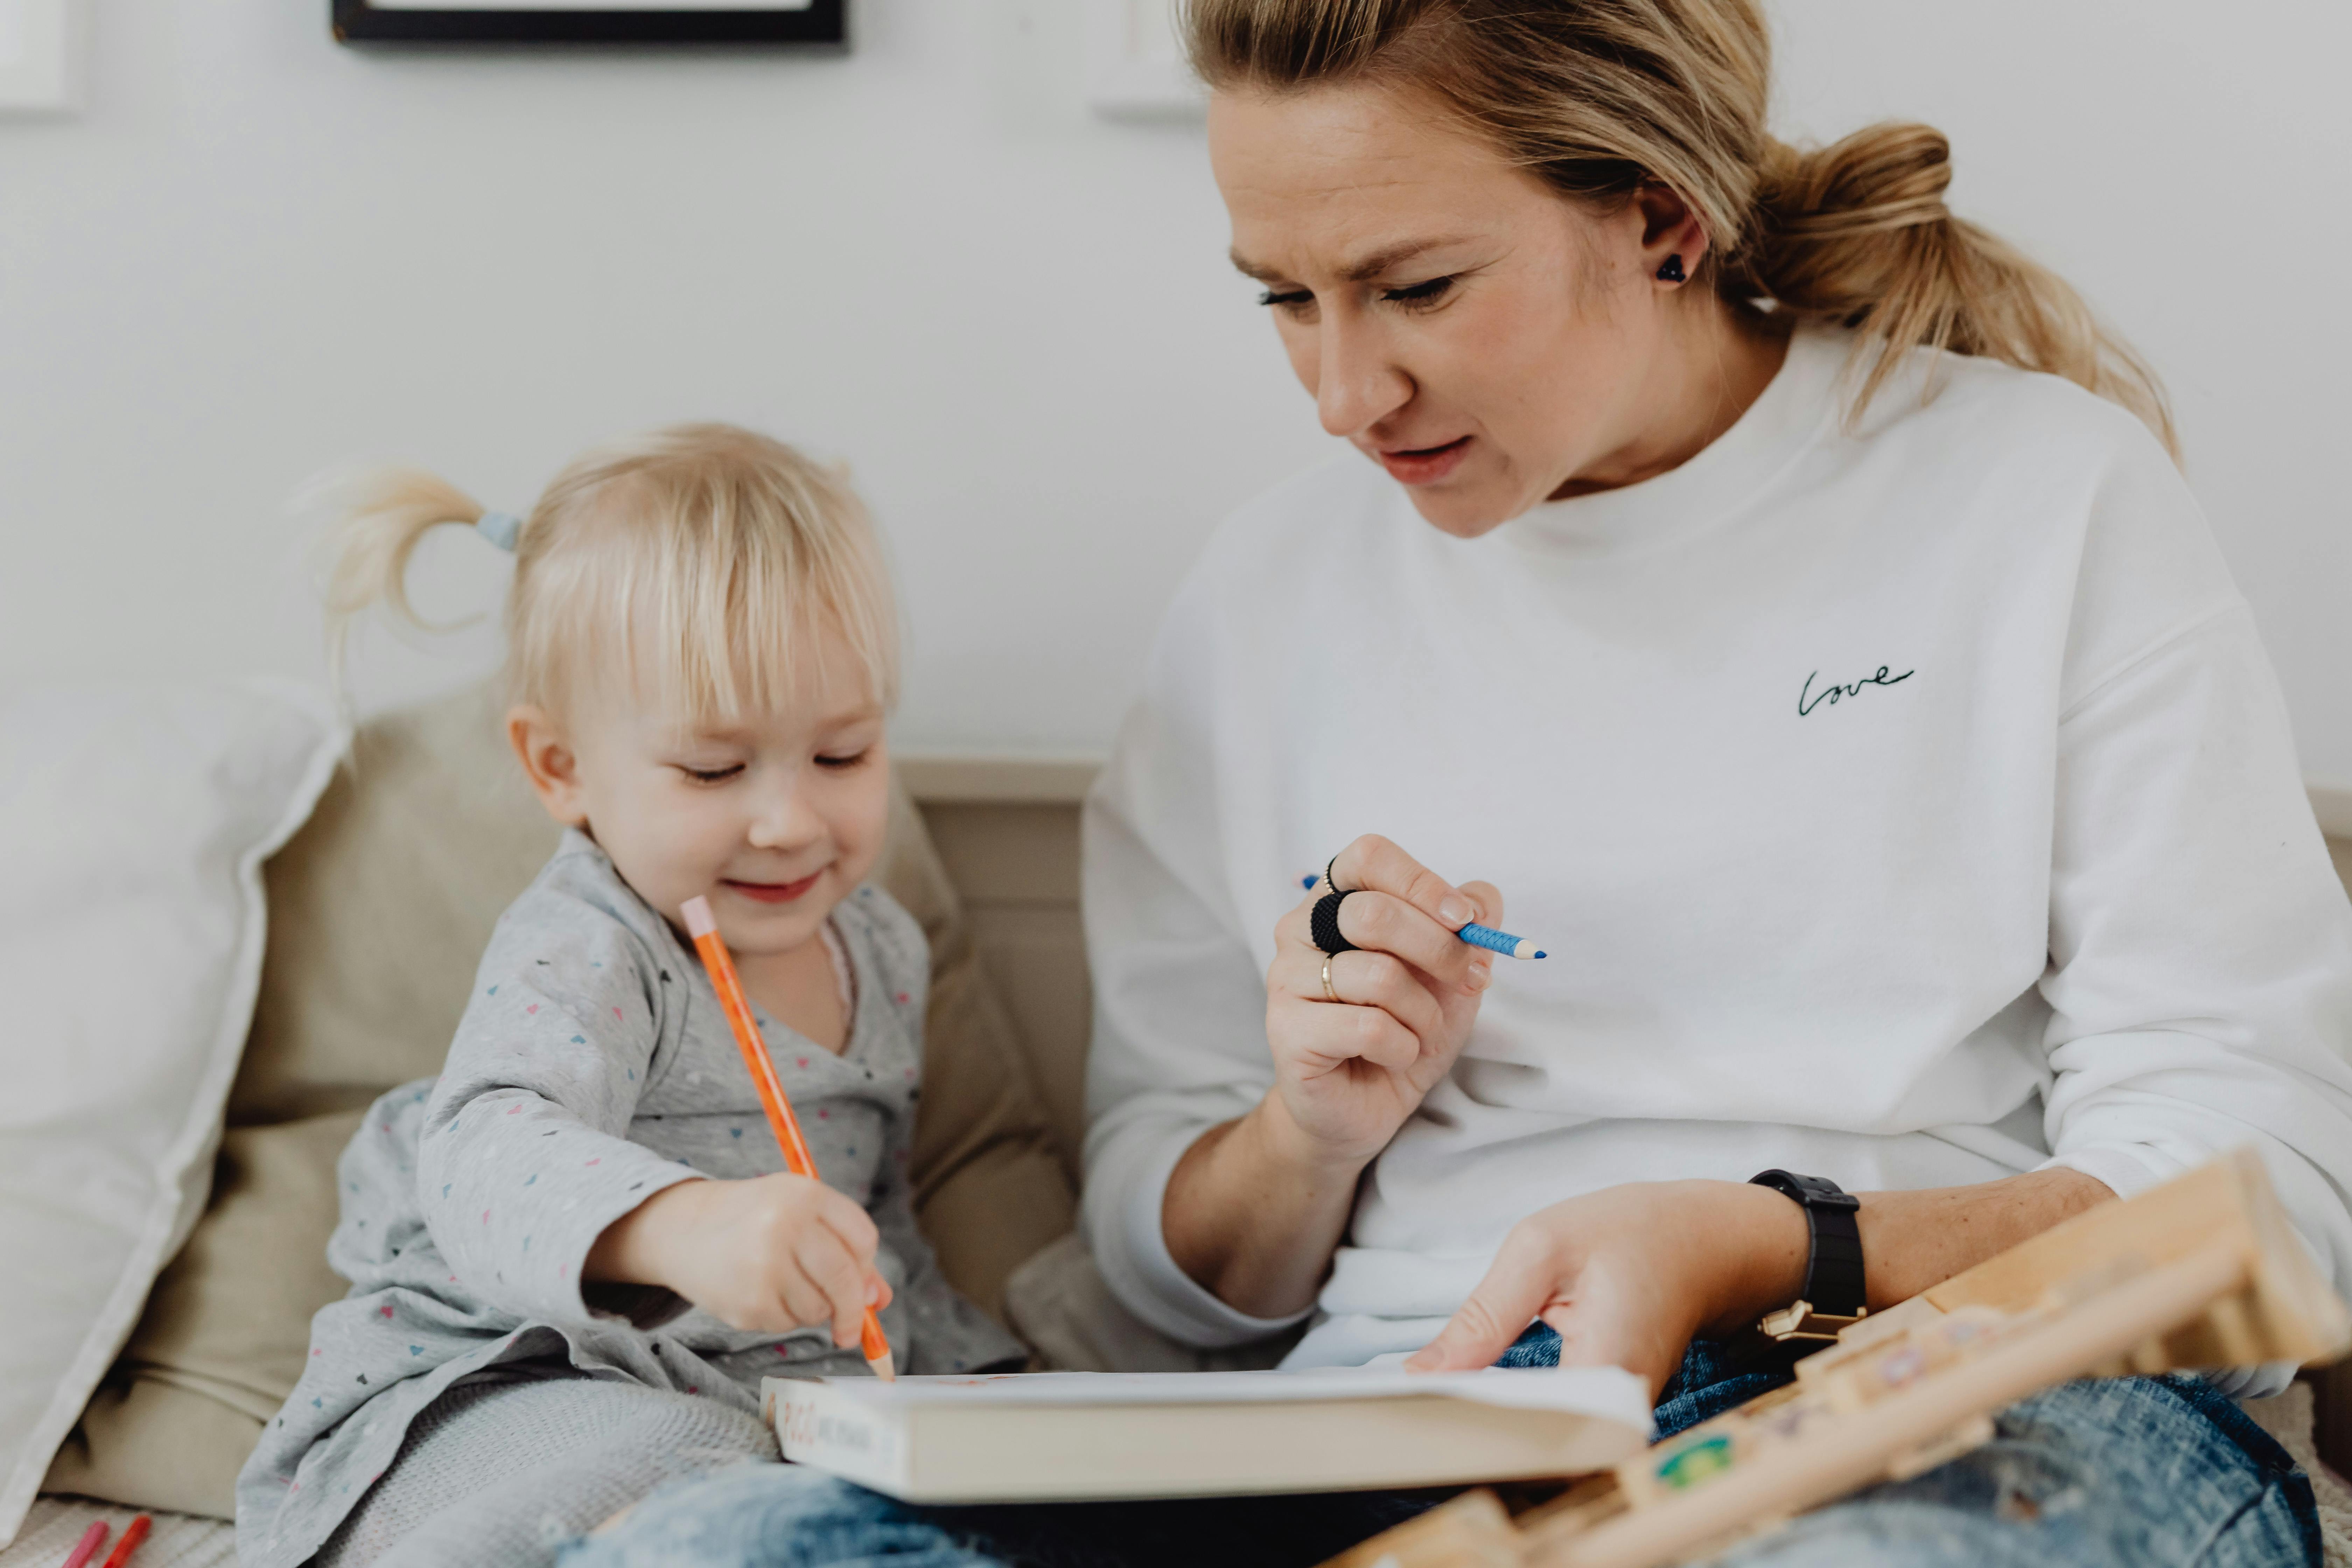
[15,684,2352,1563]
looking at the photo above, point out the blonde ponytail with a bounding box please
[315,467,498,698]
[313,424,900,727]
[1731,124,2176,454]
[1184,0,2177,456]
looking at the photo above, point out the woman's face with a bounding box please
[1209,82,1706,538]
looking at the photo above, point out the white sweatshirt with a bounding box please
[1080,328,2352,1380]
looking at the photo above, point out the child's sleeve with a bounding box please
[416,883,700,1327]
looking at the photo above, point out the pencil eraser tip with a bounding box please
[681,897,716,938]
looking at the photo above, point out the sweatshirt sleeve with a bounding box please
[2036,435,2352,1314]
[1079,578,1316,1349]
[417,878,702,1327]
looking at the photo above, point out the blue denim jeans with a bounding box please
[560,1325,2319,1568]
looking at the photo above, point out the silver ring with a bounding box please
[1322,952,1340,1004]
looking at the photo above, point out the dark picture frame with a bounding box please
[331,0,847,47]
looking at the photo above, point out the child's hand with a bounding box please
[586,1174,894,1350]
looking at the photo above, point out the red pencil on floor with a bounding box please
[96,1514,149,1568]
[681,895,896,1381]
[56,1520,107,1568]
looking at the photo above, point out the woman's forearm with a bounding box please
[1162,1094,1370,1319]
[1415,1166,2124,1381]
[1855,1166,2115,1309]
[1698,1165,2116,1338]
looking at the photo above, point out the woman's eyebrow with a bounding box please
[1230,236,1470,286]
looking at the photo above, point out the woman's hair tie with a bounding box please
[474,510,523,552]
[1310,891,1361,956]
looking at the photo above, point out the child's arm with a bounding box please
[414,899,697,1327]
[416,888,888,1343]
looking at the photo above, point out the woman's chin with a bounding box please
[1399,481,1520,540]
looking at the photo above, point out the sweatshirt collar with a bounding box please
[1499,324,1848,558]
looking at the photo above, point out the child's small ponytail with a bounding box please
[316,467,506,697]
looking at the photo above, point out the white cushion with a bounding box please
[0,681,343,1544]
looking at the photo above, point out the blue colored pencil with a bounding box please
[1300,874,1547,959]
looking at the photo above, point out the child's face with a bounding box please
[509,637,890,959]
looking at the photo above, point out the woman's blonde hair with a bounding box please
[321,423,898,723]
[1184,0,2176,454]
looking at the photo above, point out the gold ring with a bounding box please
[1322,952,1340,1004]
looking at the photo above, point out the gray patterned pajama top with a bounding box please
[235,829,1025,1568]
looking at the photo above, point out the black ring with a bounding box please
[1310,891,1359,955]
[1324,853,1345,892]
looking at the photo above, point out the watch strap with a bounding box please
[1749,1169,1866,1319]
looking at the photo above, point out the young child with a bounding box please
[236,425,1024,1568]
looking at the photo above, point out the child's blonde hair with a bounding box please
[322,423,898,723]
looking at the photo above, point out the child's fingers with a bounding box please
[812,1187,882,1263]
[792,1224,875,1350]
[773,1270,836,1334]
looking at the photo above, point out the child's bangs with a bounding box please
[623,534,895,726]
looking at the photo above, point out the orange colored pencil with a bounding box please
[96,1515,148,1568]
[681,895,895,1380]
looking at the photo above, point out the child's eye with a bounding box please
[1380,275,1455,310]
[815,750,870,771]
[678,764,744,784]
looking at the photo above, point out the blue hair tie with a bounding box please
[474,510,523,552]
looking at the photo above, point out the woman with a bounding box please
[576,2,2352,1563]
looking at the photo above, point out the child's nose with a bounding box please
[746,784,824,849]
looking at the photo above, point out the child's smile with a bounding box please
[724,870,825,905]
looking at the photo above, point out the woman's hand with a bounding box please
[1263,834,1504,1167]
[586,1174,894,1351]
[1161,834,1504,1317]
[1405,1181,1808,1397]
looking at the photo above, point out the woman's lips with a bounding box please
[1376,435,1473,486]
[723,871,823,905]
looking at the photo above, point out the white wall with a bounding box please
[4,0,2349,781]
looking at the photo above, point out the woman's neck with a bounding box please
[1550,302,1791,502]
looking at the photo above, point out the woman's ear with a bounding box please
[1634,182,1710,286]
[507,704,591,828]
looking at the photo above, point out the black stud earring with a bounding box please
[1656,254,1686,284]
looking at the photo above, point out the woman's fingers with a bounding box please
[1404,1227,1561,1373]
[1330,835,1480,931]
[1299,948,1446,1038]
[1314,993,1422,1073]
[1332,890,1479,980]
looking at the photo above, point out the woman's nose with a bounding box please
[1314,315,1412,439]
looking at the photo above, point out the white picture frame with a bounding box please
[0,0,82,113]
[1084,0,1203,122]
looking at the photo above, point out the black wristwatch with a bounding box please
[1748,1169,1868,1344]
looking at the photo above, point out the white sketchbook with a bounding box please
[760,1366,1653,1504]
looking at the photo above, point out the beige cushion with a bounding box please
[49,685,1072,1518]
[43,1113,363,1517]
